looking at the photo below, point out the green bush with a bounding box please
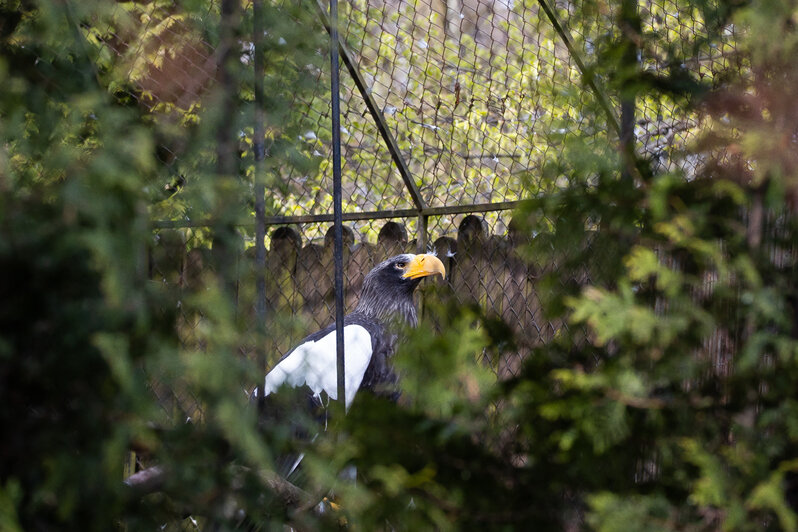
[4,0,798,530]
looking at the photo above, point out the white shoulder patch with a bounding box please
[262,324,373,408]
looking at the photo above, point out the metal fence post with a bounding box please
[619,0,639,182]
[212,0,242,305]
[329,0,346,406]
[417,214,429,253]
[253,0,267,411]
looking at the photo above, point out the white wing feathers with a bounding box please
[262,324,373,408]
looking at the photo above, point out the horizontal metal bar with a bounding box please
[151,201,524,229]
[422,200,523,217]
[152,210,416,229]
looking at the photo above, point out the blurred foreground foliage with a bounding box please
[5,0,798,531]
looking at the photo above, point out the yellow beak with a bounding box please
[402,254,446,280]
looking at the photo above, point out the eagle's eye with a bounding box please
[394,261,406,269]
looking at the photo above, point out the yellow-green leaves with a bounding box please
[588,492,674,532]
[569,283,680,346]
[395,308,495,419]
[747,460,798,532]
[625,246,682,298]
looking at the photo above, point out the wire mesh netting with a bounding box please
[148,211,584,420]
[84,0,742,419]
[339,0,583,208]
[633,0,742,175]
[91,0,741,215]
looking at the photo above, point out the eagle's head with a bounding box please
[355,253,445,326]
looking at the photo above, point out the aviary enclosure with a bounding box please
[102,0,736,446]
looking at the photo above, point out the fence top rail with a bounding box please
[151,200,524,229]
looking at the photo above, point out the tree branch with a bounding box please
[123,464,314,510]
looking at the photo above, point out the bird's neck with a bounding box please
[353,286,418,328]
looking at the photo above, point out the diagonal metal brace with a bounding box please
[315,0,426,212]
[537,0,621,137]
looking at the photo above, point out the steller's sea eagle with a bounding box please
[255,253,445,406]
[252,253,445,480]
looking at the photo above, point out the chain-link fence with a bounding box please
[88,0,740,421]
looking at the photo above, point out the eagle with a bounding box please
[252,253,445,480]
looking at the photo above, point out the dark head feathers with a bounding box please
[353,253,445,327]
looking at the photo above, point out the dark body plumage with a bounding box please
[253,253,445,480]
